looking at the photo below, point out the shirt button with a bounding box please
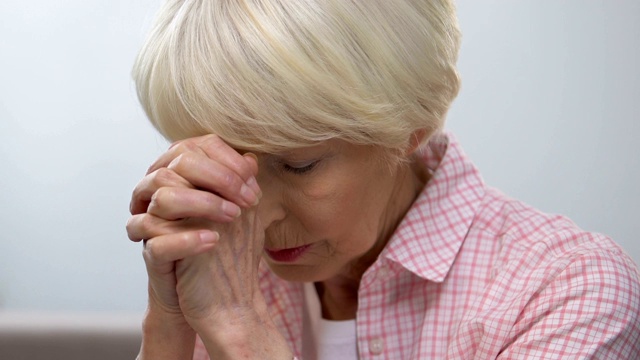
[369,337,384,355]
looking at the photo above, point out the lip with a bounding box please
[264,244,312,263]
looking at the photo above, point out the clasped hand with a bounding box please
[126,134,266,334]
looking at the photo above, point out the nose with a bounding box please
[255,169,286,231]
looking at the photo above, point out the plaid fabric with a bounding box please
[194,132,640,359]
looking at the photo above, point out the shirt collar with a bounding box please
[382,131,485,282]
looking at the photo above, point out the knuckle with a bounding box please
[125,217,138,240]
[149,187,173,210]
[144,238,173,265]
[202,135,233,156]
[176,232,194,249]
[202,134,223,147]
[148,191,160,210]
[142,240,159,263]
[152,167,174,187]
[128,199,137,215]
[145,162,159,174]
[139,214,156,234]
[130,178,146,202]
[201,191,220,207]
[170,153,196,172]
[173,140,197,152]
[220,171,238,189]
[201,194,226,217]
[233,161,252,180]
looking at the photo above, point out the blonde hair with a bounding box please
[133,0,461,153]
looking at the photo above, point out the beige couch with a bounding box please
[0,312,142,360]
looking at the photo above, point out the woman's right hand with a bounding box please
[126,134,261,318]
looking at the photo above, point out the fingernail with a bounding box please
[199,231,219,244]
[240,183,258,206]
[244,152,258,162]
[222,201,242,218]
[246,177,262,199]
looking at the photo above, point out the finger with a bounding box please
[167,151,258,207]
[127,213,220,242]
[148,135,260,196]
[242,152,258,172]
[143,230,219,267]
[130,167,194,215]
[146,139,207,175]
[127,213,177,242]
[147,186,242,222]
[196,135,261,195]
[243,152,261,197]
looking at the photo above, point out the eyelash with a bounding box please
[282,161,318,175]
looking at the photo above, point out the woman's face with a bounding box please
[255,139,421,283]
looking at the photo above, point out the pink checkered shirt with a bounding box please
[194,132,640,359]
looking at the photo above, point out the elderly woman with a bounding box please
[126,0,640,359]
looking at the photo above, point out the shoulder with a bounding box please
[461,187,640,357]
[471,186,631,269]
[496,244,640,358]
[471,186,640,296]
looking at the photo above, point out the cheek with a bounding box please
[298,175,337,201]
[292,178,377,238]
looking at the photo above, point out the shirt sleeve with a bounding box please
[497,249,640,359]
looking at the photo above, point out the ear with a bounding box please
[405,129,429,156]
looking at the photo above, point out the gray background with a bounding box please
[1,0,638,313]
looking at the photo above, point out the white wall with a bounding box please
[0,1,638,312]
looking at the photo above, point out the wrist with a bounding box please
[195,309,292,360]
[138,307,196,360]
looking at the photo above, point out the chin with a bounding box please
[266,261,335,283]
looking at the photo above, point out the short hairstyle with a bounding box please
[133,0,461,153]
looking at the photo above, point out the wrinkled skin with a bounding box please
[126,135,290,358]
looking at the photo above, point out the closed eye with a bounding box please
[282,161,318,175]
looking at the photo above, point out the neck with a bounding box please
[314,280,358,320]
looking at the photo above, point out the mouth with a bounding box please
[264,244,312,263]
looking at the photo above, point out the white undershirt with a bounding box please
[302,283,358,360]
